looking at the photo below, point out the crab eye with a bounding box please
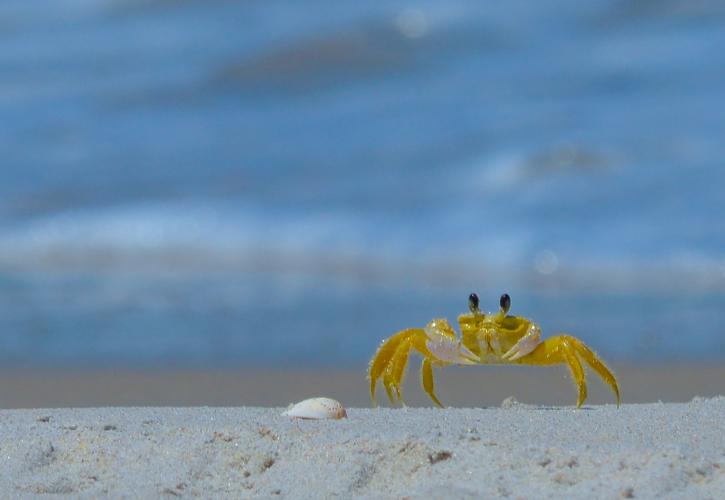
[499,293,511,312]
[468,293,479,312]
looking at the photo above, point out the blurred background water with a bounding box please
[1,0,724,369]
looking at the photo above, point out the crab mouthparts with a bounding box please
[425,334,478,365]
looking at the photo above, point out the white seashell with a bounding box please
[281,397,347,419]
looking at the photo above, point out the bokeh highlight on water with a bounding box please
[1,1,724,368]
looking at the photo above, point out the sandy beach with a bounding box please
[1,365,723,497]
[1,398,723,498]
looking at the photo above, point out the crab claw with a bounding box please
[501,324,542,361]
[424,323,478,365]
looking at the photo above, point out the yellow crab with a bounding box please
[368,293,620,408]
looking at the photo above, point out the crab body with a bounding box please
[368,293,620,408]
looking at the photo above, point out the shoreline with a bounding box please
[2,363,725,409]
[1,399,723,497]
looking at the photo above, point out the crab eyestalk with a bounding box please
[468,292,480,314]
[499,293,511,315]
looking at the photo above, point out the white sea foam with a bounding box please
[1,202,724,294]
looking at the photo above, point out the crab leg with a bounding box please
[514,335,620,408]
[562,342,587,408]
[368,329,426,405]
[384,339,413,404]
[368,320,475,407]
[368,328,422,405]
[571,338,621,406]
[421,358,443,408]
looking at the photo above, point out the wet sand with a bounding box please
[1,363,724,409]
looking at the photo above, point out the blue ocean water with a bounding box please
[1,0,724,367]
